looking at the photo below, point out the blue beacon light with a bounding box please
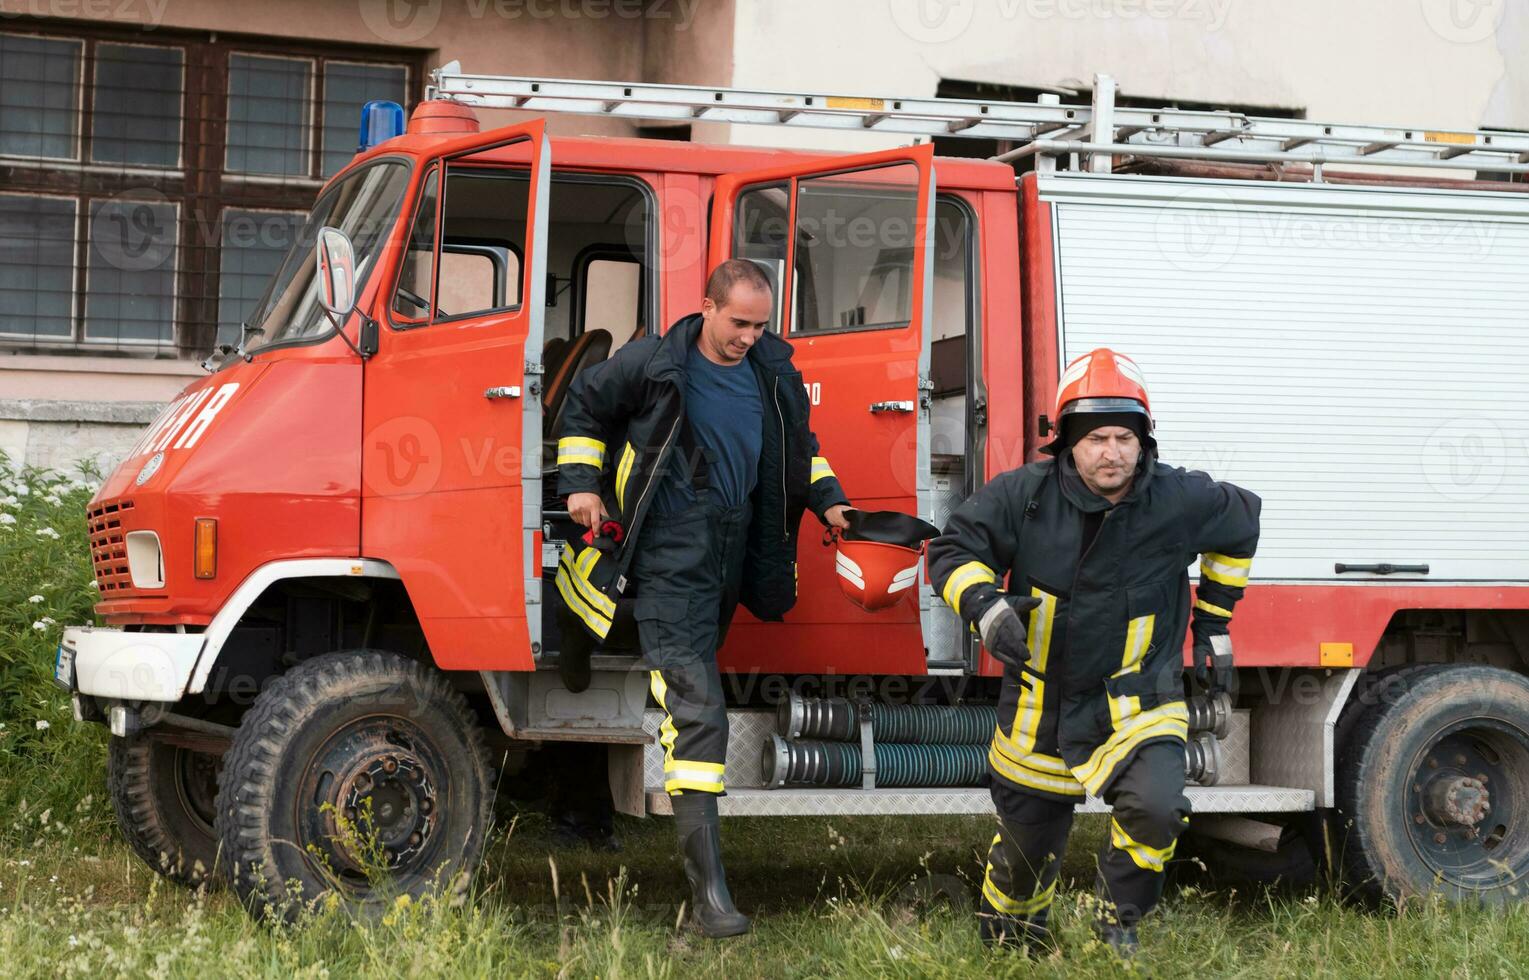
[358,100,406,153]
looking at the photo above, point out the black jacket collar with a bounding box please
[645,313,795,382]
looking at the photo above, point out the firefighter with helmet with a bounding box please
[927,348,1260,957]
[555,259,852,938]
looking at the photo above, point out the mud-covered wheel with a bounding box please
[214,650,493,921]
[1336,664,1529,905]
[108,734,222,886]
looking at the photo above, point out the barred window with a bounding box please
[0,20,423,359]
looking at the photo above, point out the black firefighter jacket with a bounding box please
[927,449,1261,797]
[554,314,849,639]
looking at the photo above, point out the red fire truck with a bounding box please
[57,69,1529,917]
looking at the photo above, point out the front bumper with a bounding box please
[57,626,205,703]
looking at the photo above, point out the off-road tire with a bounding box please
[214,650,493,921]
[108,734,222,886]
[1335,664,1529,906]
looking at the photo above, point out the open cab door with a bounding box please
[362,120,549,670]
[705,144,947,675]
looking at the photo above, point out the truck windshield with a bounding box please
[242,160,410,353]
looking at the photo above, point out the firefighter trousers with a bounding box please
[980,740,1190,931]
[630,497,750,796]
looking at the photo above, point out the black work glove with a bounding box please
[977,595,1043,671]
[1192,629,1236,696]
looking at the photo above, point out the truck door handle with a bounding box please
[869,400,915,414]
[484,386,522,400]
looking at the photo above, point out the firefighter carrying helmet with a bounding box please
[1042,347,1157,455]
[831,510,940,612]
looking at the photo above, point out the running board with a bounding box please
[645,784,1314,817]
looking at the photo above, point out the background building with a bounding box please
[2,0,1525,471]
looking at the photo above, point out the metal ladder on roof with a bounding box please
[430,62,1529,178]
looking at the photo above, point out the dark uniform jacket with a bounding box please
[927,449,1260,797]
[554,314,849,638]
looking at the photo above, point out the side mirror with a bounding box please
[316,226,358,321]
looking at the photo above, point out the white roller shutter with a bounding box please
[1042,173,1529,583]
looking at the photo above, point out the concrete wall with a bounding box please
[724,0,1529,152]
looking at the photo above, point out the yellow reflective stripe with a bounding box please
[565,548,616,617]
[941,561,996,616]
[988,743,1085,796]
[981,870,1057,917]
[614,443,637,510]
[665,759,726,794]
[1108,613,1153,727]
[1200,553,1251,587]
[1110,818,1177,872]
[1195,597,1234,619]
[1072,702,1189,795]
[810,456,835,483]
[650,671,679,773]
[556,565,613,640]
[1006,585,1057,756]
[990,738,1073,774]
[556,436,607,468]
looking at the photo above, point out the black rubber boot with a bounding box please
[671,793,750,938]
[979,910,1057,956]
[1091,882,1140,960]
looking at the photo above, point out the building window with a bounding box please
[0,33,82,160]
[227,53,314,177]
[91,43,184,167]
[0,20,424,358]
[0,194,76,339]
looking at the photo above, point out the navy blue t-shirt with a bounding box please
[651,344,763,515]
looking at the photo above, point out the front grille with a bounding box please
[87,498,137,594]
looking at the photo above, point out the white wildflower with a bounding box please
[1,494,16,506]
[40,616,55,625]
[27,595,44,604]
[35,526,60,540]
[43,495,61,506]
[0,514,15,526]
[87,580,99,590]
[34,720,49,731]
[67,936,79,948]
[32,621,48,632]
[14,484,28,496]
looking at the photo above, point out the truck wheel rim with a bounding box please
[175,747,220,833]
[1404,718,1529,892]
[297,715,446,887]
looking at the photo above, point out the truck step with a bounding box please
[644,784,1313,817]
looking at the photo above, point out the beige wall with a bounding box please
[724,0,1529,154]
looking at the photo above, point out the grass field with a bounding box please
[4,460,1528,978]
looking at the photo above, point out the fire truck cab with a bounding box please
[57,72,1529,916]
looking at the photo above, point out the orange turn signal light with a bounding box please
[193,518,217,579]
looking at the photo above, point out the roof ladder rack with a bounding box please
[429,63,1529,176]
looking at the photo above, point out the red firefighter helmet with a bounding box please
[1043,348,1156,455]
[831,510,940,613]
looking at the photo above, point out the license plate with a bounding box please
[54,642,75,690]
